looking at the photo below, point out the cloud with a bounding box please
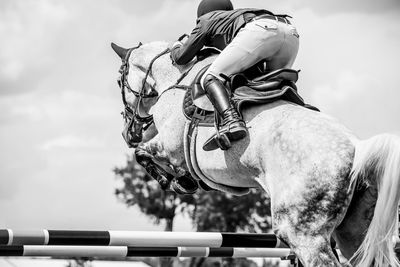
[39,135,100,150]
[111,0,170,17]
[233,0,400,15]
[0,132,47,200]
[0,0,72,95]
[293,0,400,15]
[309,70,373,113]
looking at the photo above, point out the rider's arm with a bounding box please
[170,21,208,65]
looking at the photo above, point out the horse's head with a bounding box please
[111,41,178,148]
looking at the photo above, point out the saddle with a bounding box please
[182,59,319,194]
[183,66,318,126]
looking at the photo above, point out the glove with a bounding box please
[168,41,183,50]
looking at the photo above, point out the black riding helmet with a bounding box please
[197,0,234,18]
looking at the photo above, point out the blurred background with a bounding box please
[0,0,399,266]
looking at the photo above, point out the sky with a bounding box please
[0,0,399,235]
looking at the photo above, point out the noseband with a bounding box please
[117,42,170,147]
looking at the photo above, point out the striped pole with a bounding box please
[0,245,292,258]
[0,230,287,248]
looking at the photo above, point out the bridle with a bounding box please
[117,43,171,147]
[118,42,170,147]
[117,41,195,148]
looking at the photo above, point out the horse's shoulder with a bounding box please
[180,56,216,85]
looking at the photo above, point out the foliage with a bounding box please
[193,189,271,232]
[65,260,91,267]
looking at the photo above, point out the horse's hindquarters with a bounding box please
[196,101,357,266]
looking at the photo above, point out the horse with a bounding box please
[111,41,400,267]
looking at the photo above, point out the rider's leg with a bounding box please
[205,18,299,77]
[203,20,283,83]
[201,18,299,150]
[203,74,247,143]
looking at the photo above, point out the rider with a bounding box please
[170,0,299,151]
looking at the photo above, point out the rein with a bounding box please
[118,42,195,147]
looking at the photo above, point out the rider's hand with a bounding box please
[177,33,189,43]
[168,41,183,50]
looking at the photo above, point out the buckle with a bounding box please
[192,108,206,120]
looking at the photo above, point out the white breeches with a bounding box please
[202,17,300,85]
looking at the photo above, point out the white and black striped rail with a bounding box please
[0,245,290,258]
[0,245,292,258]
[0,229,287,248]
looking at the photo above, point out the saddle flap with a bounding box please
[252,68,299,83]
[230,68,299,92]
[248,80,283,91]
[233,85,305,111]
[191,66,209,102]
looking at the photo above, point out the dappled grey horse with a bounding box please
[112,41,400,267]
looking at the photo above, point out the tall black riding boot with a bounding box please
[202,74,247,151]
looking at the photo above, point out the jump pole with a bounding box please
[0,229,287,248]
[0,245,292,258]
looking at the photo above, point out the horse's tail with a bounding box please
[350,133,400,267]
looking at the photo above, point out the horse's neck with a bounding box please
[151,48,216,94]
[179,56,216,85]
[151,56,179,91]
[149,53,215,131]
[152,55,199,93]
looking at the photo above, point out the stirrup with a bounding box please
[203,124,248,151]
[202,109,232,151]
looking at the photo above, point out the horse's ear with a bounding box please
[111,42,128,60]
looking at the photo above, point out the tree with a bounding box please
[114,155,196,231]
[193,190,271,233]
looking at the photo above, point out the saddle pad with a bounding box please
[183,120,251,196]
[183,89,215,126]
